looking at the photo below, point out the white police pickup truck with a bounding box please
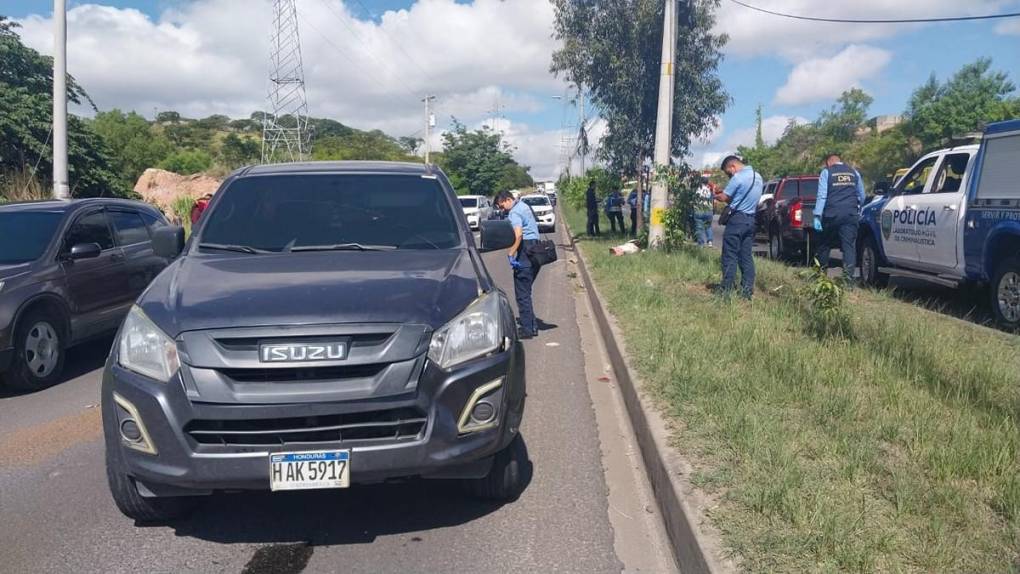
[858,119,1020,329]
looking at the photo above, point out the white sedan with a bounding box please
[459,195,493,230]
[522,194,556,233]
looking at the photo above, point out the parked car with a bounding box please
[755,180,778,236]
[102,161,528,522]
[521,194,556,233]
[546,188,558,207]
[459,195,493,230]
[858,119,1020,329]
[0,199,171,391]
[755,175,820,262]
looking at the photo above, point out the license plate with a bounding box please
[270,450,350,491]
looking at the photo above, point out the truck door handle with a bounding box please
[909,205,919,210]
[942,205,957,211]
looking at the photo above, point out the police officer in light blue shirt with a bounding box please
[495,190,541,339]
[813,152,866,283]
[715,155,763,299]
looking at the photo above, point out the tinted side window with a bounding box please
[139,210,168,234]
[931,153,970,194]
[110,210,151,245]
[64,211,115,251]
[799,179,819,200]
[897,156,938,195]
[777,180,798,201]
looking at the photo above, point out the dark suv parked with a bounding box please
[102,162,528,522]
[0,199,171,391]
[755,175,820,262]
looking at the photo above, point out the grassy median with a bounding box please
[563,206,1020,572]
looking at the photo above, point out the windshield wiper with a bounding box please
[290,243,397,252]
[198,243,270,254]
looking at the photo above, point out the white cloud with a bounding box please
[774,45,891,106]
[715,0,1017,60]
[14,0,565,141]
[690,114,807,169]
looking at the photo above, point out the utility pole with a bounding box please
[52,0,69,200]
[262,0,310,164]
[648,0,677,247]
[577,88,587,176]
[423,95,436,164]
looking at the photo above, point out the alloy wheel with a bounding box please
[24,321,60,378]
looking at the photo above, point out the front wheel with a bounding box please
[106,444,200,523]
[859,236,889,288]
[464,434,528,502]
[990,256,1020,331]
[5,310,66,392]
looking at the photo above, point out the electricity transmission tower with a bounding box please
[262,0,310,164]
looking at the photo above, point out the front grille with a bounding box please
[185,407,427,446]
[218,364,386,383]
[214,333,393,352]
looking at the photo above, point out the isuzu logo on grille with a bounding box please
[260,342,348,363]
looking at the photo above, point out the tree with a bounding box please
[159,149,212,175]
[550,0,728,173]
[156,110,182,124]
[398,136,424,156]
[90,109,172,186]
[0,17,122,198]
[438,121,531,196]
[193,114,231,131]
[220,134,260,169]
[311,130,413,162]
[906,58,1020,150]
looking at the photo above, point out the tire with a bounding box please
[4,309,67,392]
[990,256,1020,331]
[859,236,889,288]
[106,443,199,523]
[464,434,528,502]
[768,229,783,260]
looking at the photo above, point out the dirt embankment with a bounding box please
[133,168,221,221]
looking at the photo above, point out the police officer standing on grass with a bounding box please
[813,152,866,284]
[585,181,601,237]
[715,155,763,299]
[495,190,541,339]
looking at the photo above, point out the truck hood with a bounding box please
[138,249,482,337]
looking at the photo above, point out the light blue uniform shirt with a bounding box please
[722,165,763,215]
[815,163,866,217]
[509,200,540,240]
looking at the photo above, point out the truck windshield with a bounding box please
[0,212,64,264]
[199,174,462,252]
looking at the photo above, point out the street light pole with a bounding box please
[52,0,70,200]
[647,0,677,247]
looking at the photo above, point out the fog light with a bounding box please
[113,393,158,455]
[457,378,503,434]
[120,419,142,442]
[471,401,496,423]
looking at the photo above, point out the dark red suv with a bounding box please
[755,175,820,262]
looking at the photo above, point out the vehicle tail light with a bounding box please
[790,199,803,228]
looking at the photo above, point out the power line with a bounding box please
[727,0,1020,23]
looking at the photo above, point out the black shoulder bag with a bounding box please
[522,203,559,267]
[718,172,757,226]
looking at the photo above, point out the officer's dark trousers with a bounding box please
[816,213,858,281]
[514,247,539,334]
[586,211,600,236]
[607,210,624,234]
[629,208,638,237]
[720,212,755,298]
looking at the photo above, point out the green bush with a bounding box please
[159,149,213,175]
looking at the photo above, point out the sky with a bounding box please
[6,0,1020,181]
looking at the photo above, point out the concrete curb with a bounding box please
[562,223,731,574]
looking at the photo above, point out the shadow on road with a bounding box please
[0,335,113,398]
[165,436,535,547]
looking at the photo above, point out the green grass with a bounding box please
[563,205,1020,573]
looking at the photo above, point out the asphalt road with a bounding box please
[0,236,672,573]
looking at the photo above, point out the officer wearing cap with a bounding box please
[715,155,763,299]
[813,153,866,283]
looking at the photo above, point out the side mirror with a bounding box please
[873,181,891,196]
[69,243,102,260]
[153,226,185,259]
[479,220,516,252]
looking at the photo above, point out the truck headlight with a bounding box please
[428,293,502,370]
[118,306,180,382]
